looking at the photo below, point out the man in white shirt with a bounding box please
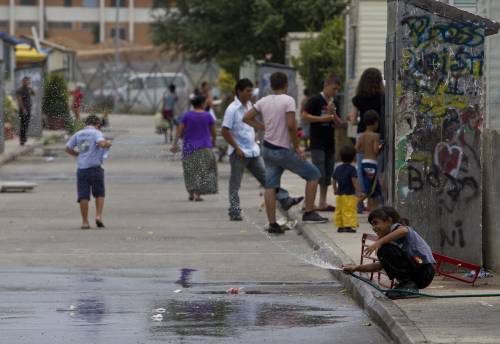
[222,78,303,221]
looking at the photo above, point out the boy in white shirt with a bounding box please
[244,72,327,234]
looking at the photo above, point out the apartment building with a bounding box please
[0,0,162,45]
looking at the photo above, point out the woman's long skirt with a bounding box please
[182,148,218,195]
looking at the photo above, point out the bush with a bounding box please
[3,95,17,125]
[66,118,86,135]
[293,17,345,95]
[42,73,71,129]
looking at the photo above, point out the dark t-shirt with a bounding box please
[352,94,384,135]
[333,163,358,195]
[16,86,34,112]
[305,94,339,152]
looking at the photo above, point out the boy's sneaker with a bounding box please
[337,227,347,233]
[344,227,357,233]
[302,211,328,224]
[229,214,243,221]
[267,223,285,234]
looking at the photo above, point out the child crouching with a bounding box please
[342,206,435,299]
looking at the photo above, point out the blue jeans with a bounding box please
[262,147,320,189]
[228,154,290,216]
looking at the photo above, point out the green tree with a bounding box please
[42,73,71,130]
[150,0,345,77]
[293,17,345,95]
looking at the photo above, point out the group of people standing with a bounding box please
[170,69,387,234]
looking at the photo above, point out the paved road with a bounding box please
[0,115,390,343]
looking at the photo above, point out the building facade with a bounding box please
[0,0,161,45]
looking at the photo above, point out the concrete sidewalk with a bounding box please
[292,200,500,344]
[0,131,65,167]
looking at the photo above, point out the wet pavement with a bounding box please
[0,115,391,343]
[0,268,389,344]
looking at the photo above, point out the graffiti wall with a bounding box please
[394,3,485,263]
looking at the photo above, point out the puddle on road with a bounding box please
[149,298,343,338]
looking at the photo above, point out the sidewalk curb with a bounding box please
[300,225,430,344]
[0,133,65,168]
[0,143,42,167]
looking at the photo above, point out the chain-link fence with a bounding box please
[74,58,220,115]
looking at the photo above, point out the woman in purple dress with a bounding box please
[170,95,218,201]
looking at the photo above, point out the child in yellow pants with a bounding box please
[332,146,365,233]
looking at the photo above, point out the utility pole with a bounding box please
[113,0,121,114]
[114,0,120,67]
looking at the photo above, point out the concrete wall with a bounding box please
[0,43,4,154]
[482,129,500,269]
[389,0,490,264]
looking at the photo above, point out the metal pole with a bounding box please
[114,0,120,67]
[112,0,121,114]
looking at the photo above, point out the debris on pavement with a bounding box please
[226,287,245,295]
[151,314,163,322]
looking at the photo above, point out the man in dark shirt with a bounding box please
[15,77,35,146]
[302,74,343,211]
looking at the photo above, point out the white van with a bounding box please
[121,73,191,114]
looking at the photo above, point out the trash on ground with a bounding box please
[151,314,163,322]
[226,287,245,295]
[466,268,493,279]
[173,289,183,293]
[153,308,166,313]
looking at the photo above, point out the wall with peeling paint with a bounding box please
[386,0,499,264]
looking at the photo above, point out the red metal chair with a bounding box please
[432,252,481,286]
[360,233,394,288]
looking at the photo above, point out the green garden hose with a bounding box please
[349,272,500,298]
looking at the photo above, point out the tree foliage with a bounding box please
[150,0,345,76]
[42,73,70,119]
[293,17,345,95]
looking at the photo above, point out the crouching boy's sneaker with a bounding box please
[302,211,328,224]
[267,223,286,234]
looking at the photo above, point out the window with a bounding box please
[82,22,99,32]
[129,78,144,90]
[110,0,126,7]
[166,76,185,88]
[63,0,72,6]
[17,21,37,29]
[48,22,73,30]
[110,27,126,40]
[83,0,98,7]
[452,0,476,4]
[82,22,100,43]
[449,0,476,13]
[0,21,8,31]
[20,0,36,5]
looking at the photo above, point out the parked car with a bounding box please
[121,73,191,114]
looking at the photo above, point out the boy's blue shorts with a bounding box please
[361,159,381,197]
[77,166,105,202]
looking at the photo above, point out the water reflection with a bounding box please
[73,297,106,323]
[150,298,343,338]
[175,268,197,288]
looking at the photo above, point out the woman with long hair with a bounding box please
[170,95,218,201]
[348,68,385,135]
[348,68,385,211]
